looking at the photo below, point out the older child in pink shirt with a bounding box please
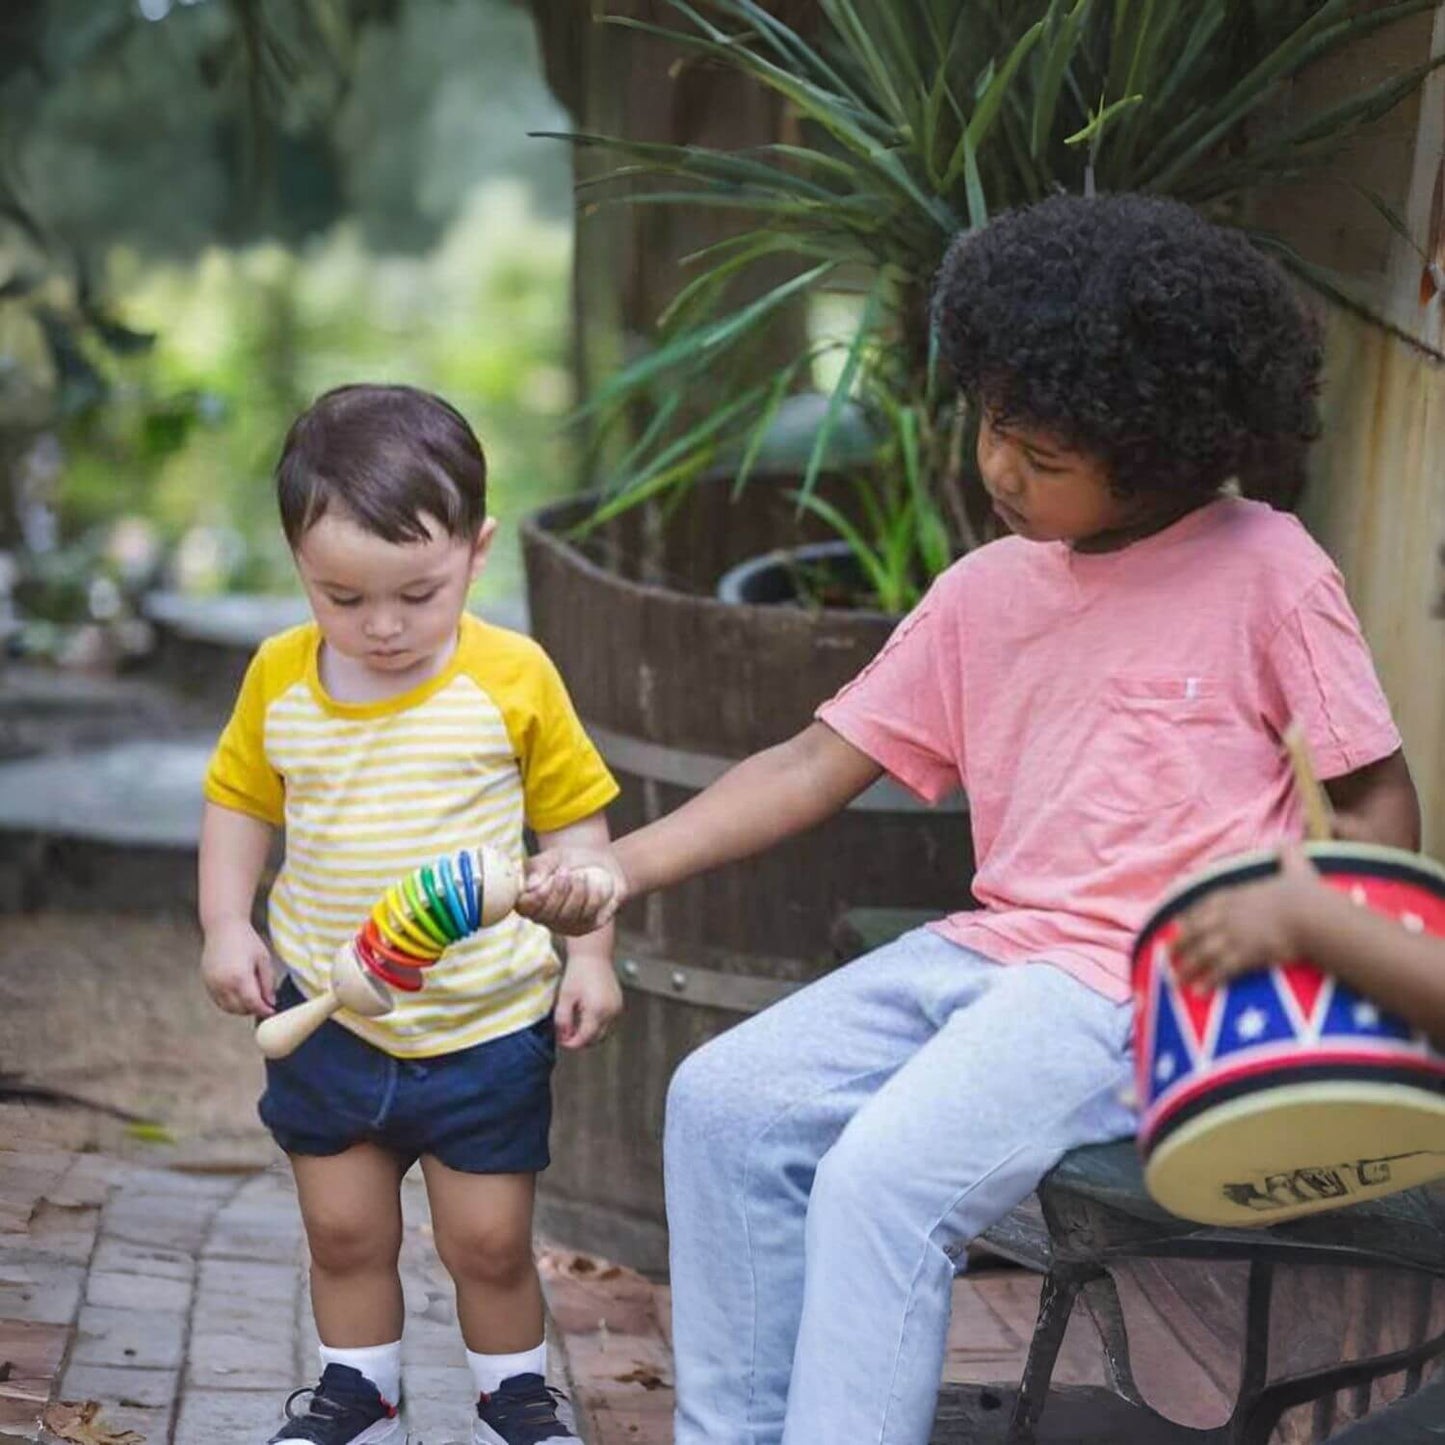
[521,195,1420,1445]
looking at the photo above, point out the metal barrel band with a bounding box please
[614,954,804,1015]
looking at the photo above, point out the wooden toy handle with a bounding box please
[254,990,340,1060]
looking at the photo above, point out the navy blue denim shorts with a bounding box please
[258,977,555,1173]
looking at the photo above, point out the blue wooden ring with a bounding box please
[457,847,480,932]
[437,855,471,939]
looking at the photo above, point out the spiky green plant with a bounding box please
[553,0,1443,611]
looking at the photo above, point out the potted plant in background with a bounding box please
[522,0,1444,1270]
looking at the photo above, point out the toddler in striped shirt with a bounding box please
[200,383,617,1445]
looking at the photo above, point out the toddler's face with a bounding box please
[293,509,493,677]
[976,413,1135,548]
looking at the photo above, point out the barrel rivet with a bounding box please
[621,960,640,979]
[670,969,688,991]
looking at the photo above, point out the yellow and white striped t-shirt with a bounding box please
[203,616,618,1058]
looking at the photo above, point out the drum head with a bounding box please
[1145,1081,1445,1226]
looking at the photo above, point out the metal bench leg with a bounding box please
[1229,1259,1275,1445]
[1081,1271,1145,1407]
[1007,1266,1087,1445]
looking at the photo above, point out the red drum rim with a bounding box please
[1140,1052,1445,1155]
[1132,842,1445,984]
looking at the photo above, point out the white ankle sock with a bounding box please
[318,1340,402,1408]
[468,1341,547,1396]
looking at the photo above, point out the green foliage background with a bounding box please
[2,0,576,610]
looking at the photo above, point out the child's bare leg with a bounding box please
[291,1143,408,1346]
[421,1159,543,1353]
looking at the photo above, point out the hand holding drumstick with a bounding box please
[1172,728,1445,1037]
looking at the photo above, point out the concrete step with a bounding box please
[144,591,530,716]
[0,741,208,914]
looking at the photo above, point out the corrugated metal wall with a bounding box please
[1302,305,1445,851]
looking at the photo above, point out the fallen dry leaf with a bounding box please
[42,1399,146,1444]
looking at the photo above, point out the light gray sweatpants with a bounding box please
[663,926,1136,1445]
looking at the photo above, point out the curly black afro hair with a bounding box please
[931,193,1322,503]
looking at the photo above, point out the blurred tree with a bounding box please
[0,0,570,584]
[528,0,811,489]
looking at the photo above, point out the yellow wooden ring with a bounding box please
[377,887,443,957]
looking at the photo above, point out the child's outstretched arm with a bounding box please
[1174,845,1445,1039]
[520,722,883,935]
[536,809,619,1050]
[1324,749,1420,850]
[198,801,277,1017]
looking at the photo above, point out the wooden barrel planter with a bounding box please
[522,477,975,1272]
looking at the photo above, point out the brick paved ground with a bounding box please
[1,1135,1235,1445]
[0,1139,561,1444]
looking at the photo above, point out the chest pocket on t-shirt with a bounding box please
[1084,675,1226,819]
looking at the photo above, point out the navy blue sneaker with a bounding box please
[268,1363,404,1444]
[473,1372,576,1444]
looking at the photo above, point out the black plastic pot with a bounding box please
[715,540,879,610]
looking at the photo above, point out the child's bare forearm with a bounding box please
[614,722,881,897]
[198,802,273,931]
[1326,749,1421,850]
[1291,889,1445,1040]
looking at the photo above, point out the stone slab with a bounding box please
[0,1257,83,1326]
[0,1317,68,1443]
[0,742,210,849]
[143,592,529,649]
[173,1387,287,1445]
[102,1191,215,1254]
[89,1238,196,1285]
[69,1304,185,1371]
[85,1269,191,1314]
[58,1361,178,1409]
[186,1328,296,1391]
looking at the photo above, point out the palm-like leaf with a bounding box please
[563,0,1445,610]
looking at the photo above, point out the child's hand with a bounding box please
[201,917,277,1017]
[1173,845,1321,989]
[520,847,626,935]
[553,952,623,1049]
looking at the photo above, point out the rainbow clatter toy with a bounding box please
[255,845,522,1059]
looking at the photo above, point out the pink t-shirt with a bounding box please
[817,498,1402,1002]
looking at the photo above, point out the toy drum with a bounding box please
[1133,843,1445,1226]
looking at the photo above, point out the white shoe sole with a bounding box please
[271,1415,406,1445]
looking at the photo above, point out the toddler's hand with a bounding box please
[1173,845,1320,989]
[520,847,625,935]
[553,953,623,1049]
[201,918,277,1018]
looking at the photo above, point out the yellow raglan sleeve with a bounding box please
[484,632,618,834]
[203,644,285,826]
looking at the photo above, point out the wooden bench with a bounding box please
[836,910,1445,1445]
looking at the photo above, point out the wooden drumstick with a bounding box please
[1284,722,1335,843]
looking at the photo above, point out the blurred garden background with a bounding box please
[1,0,575,667]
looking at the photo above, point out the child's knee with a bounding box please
[665,1033,757,1148]
[811,1129,892,1225]
[434,1218,533,1289]
[303,1203,401,1274]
